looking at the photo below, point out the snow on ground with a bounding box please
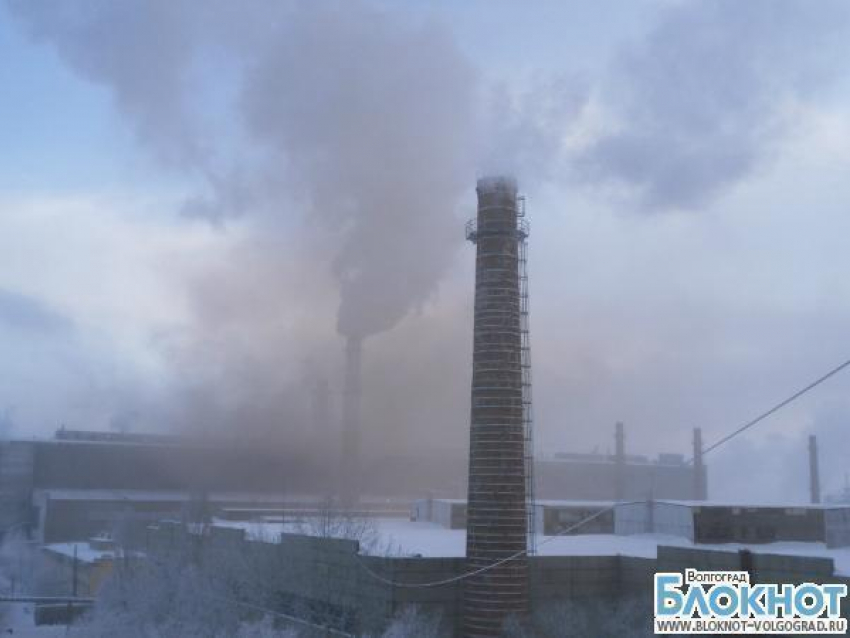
[212,516,850,576]
[42,542,144,564]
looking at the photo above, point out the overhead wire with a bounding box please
[356,355,850,589]
[694,357,850,460]
[355,501,639,589]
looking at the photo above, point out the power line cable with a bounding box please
[356,355,850,589]
[355,501,639,589]
[204,594,354,637]
[695,356,850,461]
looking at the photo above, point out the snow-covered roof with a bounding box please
[642,499,850,510]
[42,542,143,564]
[419,498,614,508]
[210,516,850,576]
[34,489,304,503]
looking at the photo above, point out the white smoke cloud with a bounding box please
[8,0,482,340]
[6,0,850,499]
[575,0,850,211]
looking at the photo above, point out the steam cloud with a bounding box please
[241,2,477,338]
[9,0,479,341]
[577,0,849,211]
[5,0,850,497]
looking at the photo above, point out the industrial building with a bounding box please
[412,498,615,535]
[0,428,431,544]
[143,516,850,636]
[615,500,850,547]
[412,497,850,548]
[0,429,346,543]
[537,421,707,502]
[6,175,836,638]
[0,427,705,547]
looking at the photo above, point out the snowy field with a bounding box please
[213,516,850,575]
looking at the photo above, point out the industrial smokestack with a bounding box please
[341,336,363,504]
[312,376,330,440]
[614,421,625,500]
[809,434,821,504]
[693,427,707,501]
[464,176,528,638]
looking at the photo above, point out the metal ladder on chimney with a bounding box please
[518,195,536,555]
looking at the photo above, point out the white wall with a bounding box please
[614,501,694,541]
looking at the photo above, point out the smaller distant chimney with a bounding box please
[809,434,821,504]
[312,376,330,438]
[341,336,363,504]
[693,427,707,501]
[614,422,625,501]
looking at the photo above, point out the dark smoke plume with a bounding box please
[9,0,478,340]
[241,1,477,338]
[7,0,850,501]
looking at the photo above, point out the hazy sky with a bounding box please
[2,0,850,502]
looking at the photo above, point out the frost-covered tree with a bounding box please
[0,532,68,597]
[502,596,655,638]
[293,497,383,553]
[69,509,449,637]
[377,607,446,638]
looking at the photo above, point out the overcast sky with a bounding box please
[2,0,850,502]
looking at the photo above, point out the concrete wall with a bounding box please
[615,501,848,546]
[613,501,693,540]
[410,500,467,530]
[145,522,665,636]
[652,502,694,540]
[824,508,850,548]
[529,556,618,602]
[144,522,850,637]
[656,544,841,588]
[536,504,614,535]
[693,506,826,544]
[614,501,653,536]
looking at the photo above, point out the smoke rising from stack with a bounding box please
[6,0,482,462]
[8,0,479,342]
[5,0,850,502]
[809,434,821,504]
[693,427,707,501]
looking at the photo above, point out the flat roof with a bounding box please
[34,489,413,510]
[210,516,850,576]
[420,498,615,509]
[42,542,143,564]
[645,499,850,510]
[35,489,307,503]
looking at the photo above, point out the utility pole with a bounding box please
[693,427,707,500]
[809,435,821,504]
[615,421,625,501]
[72,543,78,597]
